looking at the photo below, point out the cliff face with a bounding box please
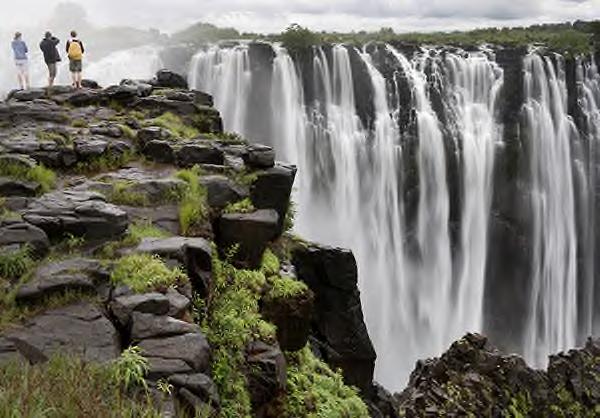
[0,72,382,417]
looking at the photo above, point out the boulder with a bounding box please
[292,243,376,393]
[74,138,109,159]
[200,175,248,209]
[166,288,191,318]
[0,153,37,169]
[130,312,200,341]
[0,219,49,256]
[245,341,286,410]
[4,302,120,363]
[176,143,225,167]
[242,144,275,169]
[120,79,153,97]
[110,292,171,327]
[22,189,128,240]
[15,258,108,304]
[216,209,279,269]
[81,79,101,89]
[178,388,219,417]
[0,177,40,197]
[139,332,211,371]
[147,357,193,381]
[103,84,140,104]
[90,124,123,138]
[0,337,26,366]
[137,127,172,146]
[169,373,220,409]
[8,88,46,102]
[155,70,188,89]
[250,163,296,235]
[143,140,176,164]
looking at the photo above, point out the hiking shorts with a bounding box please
[14,59,28,75]
[69,59,82,73]
[47,63,57,78]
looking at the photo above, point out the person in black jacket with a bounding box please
[39,32,61,87]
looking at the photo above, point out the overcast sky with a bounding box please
[1,0,599,34]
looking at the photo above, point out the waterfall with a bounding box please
[188,45,251,136]
[523,53,578,367]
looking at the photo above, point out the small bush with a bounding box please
[267,276,309,300]
[150,112,199,139]
[111,254,187,293]
[176,166,208,236]
[280,24,322,53]
[0,245,34,281]
[111,346,149,391]
[261,248,281,277]
[0,354,160,417]
[223,198,255,215]
[0,162,56,193]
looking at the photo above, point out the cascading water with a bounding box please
[188,42,600,390]
[523,53,579,367]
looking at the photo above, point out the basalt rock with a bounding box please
[200,175,248,209]
[292,243,376,394]
[245,341,287,413]
[250,163,296,235]
[130,312,200,342]
[0,219,50,257]
[139,332,211,372]
[154,70,189,89]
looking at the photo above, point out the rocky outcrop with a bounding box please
[250,163,296,235]
[292,243,376,394]
[0,219,49,257]
[396,333,600,417]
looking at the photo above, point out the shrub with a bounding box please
[0,161,56,193]
[223,198,255,215]
[0,354,160,417]
[0,245,34,281]
[111,254,187,293]
[280,24,322,53]
[284,347,369,418]
[150,112,199,139]
[267,276,309,300]
[261,248,280,277]
[111,346,149,391]
[176,166,209,236]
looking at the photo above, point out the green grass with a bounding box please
[284,347,369,418]
[98,221,171,259]
[36,129,72,146]
[223,198,255,215]
[149,112,199,139]
[0,352,160,417]
[111,254,187,293]
[73,150,135,175]
[117,123,137,140]
[204,253,276,418]
[267,276,309,300]
[176,166,209,236]
[0,245,34,281]
[261,248,281,277]
[71,118,88,128]
[108,181,149,207]
[0,161,56,193]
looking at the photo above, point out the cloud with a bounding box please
[0,0,598,34]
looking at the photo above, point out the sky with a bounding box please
[0,0,599,35]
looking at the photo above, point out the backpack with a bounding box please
[68,40,83,60]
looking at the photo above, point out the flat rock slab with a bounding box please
[169,373,220,408]
[200,175,248,209]
[130,312,200,341]
[139,333,210,372]
[22,189,128,240]
[147,357,193,381]
[110,292,171,327]
[4,302,120,364]
[0,177,40,197]
[16,258,108,304]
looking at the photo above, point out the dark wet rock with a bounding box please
[104,84,140,104]
[22,189,128,240]
[0,177,40,197]
[110,292,171,327]
[176,142,225,167]
[250,163,296,235]
[143,140,176,164]
[139,332,211,371]
[245,341,286,410]
[124,205,180,235]
[74,138,109,159]
[191,90,214,107]
[134,96,199,116]
[178,388,219,417]
[8,88,47,102]
[138,127,172,146]
[262,284,314,352]
[4,302,120,363]
[367,383,401,418]
[0,101,68,124]
[0,337,26,366]
[292,243,376,393]
[169,373,220,409]
[201,175,248,209]
[0,153,37,169]
[155,70,189,89]
[89,124,123,138]
[81,79,101,89]
[0,219,49,257]
[216,209,279,269]
[120,79,154,97]
[166,288,191,318]
[242,144,275,169]
[15,258,108,304]
[0,138,77,168]
[130,312,200,341]
[147,357,193,380]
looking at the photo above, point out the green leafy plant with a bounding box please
[176,166,208,236]
[98,221,171,259]
[279,24,322,53]
[111,346,149,391]
[223,198,255,215]
[0,245,34,281]
[111,254,187,293]
[149,112,199,139]
[64,233,85,252]
[0,161,56,194]
[108,181,149,207]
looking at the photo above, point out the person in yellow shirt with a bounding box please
[66,30,85,89]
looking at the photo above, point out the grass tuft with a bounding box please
[111,253,187,293]
[223,198,255,215]
[176,165,209,236]
[0,162,56,193]
[149,112,199,139]
[98,221,171,259]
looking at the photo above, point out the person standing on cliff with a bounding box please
[11,32,29,90]
[66,31,84,89]
[39,32,61,88]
